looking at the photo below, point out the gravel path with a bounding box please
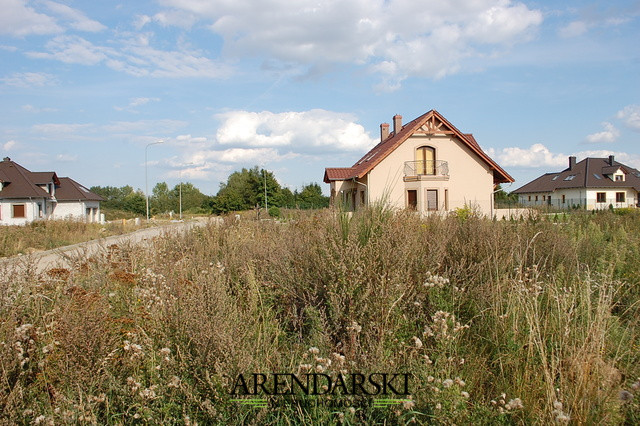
[0,218,213,275]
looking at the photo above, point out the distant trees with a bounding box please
[210,166,329,214]
[92,165,329,218]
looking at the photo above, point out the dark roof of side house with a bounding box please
[513,156,640,193]
[55,177,104,201]
[0,158,53,199]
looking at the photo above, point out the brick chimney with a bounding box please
[609,155,615,165]
[393,114,402,135]
[2,157,10,162]
[380,123,389,142]
[569,156,576,170]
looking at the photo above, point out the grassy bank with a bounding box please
[0,220,146,258]
[1,209,639,424]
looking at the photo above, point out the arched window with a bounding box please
[416,146,436,175]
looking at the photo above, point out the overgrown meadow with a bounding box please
[1,208,640,424]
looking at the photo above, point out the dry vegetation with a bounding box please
[0,220,146,258]
[1,208,640,424]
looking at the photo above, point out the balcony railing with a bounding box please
[404,160,449,178]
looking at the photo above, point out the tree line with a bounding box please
[90,166,328,217]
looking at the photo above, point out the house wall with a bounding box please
[52,201,101,222]
[517,187,637,209]
[366,134,495,215]
[0,199,43,225]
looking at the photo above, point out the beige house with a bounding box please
[324,110,513,216]
[513,156,640,209]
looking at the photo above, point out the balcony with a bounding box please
[404,160,449,181]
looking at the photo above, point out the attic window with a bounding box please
[551,175,559,181]
[593,173,602,180]
[564,175,576,181]
[80,186,90,193]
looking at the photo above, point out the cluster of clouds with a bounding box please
[1,0,548,86]
[583,105,640,144]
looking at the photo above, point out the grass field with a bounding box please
[1,208,639,424]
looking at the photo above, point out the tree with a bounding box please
[151,182,173,214]
[170,182,208,213]
[298,183,329,209]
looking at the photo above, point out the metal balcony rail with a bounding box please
[404,160,449,177]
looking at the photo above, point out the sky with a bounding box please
[1,0,639,196]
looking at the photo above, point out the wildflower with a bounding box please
[347,321,362,333]
[348,407,356,415]
[316,365,325,373]
[553,401,563,410]
[442,379,454,388]
[168,376,181,388]
[454,377,465,387]
[159,347,171,356]
[461,391,470,399]
[412,336,423,349]
[505,398,523,410]
[15,324,33,341]
[403,400,415,410]
[632,380,640,391]
[435,403,442,410]
[139,387,157,400]
[309,347,320,355]
[427,376,434,383]
[619,390,634,402]
[555,413,570,423]
[33,415,47,425]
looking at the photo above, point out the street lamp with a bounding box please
[145,140,164,221]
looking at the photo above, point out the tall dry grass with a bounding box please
[1,209,639,424]
[0,220,144,257]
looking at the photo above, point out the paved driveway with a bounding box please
[0,219,211,275]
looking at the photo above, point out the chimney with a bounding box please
[380,123,389,142]
[393,114,402,135]
[569,156,576,170]
[609,155,615,165]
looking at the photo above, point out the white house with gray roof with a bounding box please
[513,156,640,209]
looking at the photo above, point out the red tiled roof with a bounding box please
[324,109,513,184]
[323,167,356,182]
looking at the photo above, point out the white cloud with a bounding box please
[487,143,568,168]
[56,153,78,162]
[28,34,233,79]
[487,143,640,170]
[616,105,640,131]
[586,122,620,144]
[156,0,543,86]
[101,119,188,134]
[1,72,56,87]
[558,21,588,38]
[215,109,376,152]
[0,0,61,36]
[32,123,92,134]
[114,97,160,112]
[42,1,106,32]
[3,140,17,151]
[22,104,57,113]
[27,35,111,65]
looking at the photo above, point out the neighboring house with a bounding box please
[0,157,103,225]
[513,156,640,210]
[323,109,513,216]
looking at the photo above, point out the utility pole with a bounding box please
[145,140,163,221]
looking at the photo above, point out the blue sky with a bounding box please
[1,0,639,195]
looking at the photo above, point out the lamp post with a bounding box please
[145,140,164,221]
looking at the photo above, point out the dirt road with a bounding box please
[0,219,212,275]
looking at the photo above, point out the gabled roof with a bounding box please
[31,171,60,186]
[0,158,52,199]
[513,157,640,194]
[323,109,513,184]
[55,177,104,201]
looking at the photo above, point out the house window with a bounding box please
[596,192,606,203]
[615,175,623,182]
[562,194,566,204]
[426,189,438,211]
[542,195,546,201]
[407,190,417,210]
[12,204,26,218]
[528,195,531,201]
[416,146,436,175]
[616,192,626,203]
[535,195,538,202]
[444,189,449,211]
